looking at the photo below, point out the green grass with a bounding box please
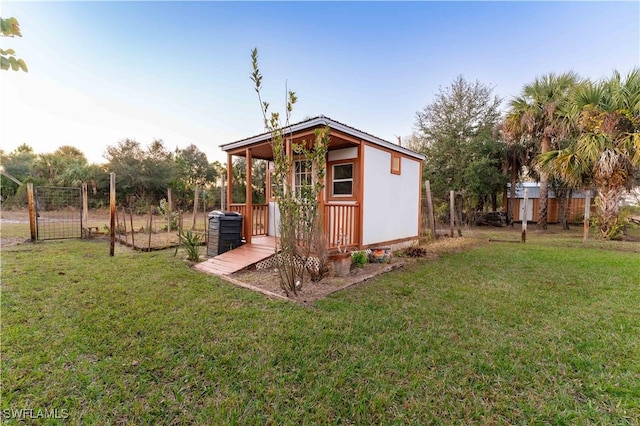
[2,234,639,424]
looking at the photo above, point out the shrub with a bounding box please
[177,228,202,262]
[351,251,368,268]
[402,246,429,258]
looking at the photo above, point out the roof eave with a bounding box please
[220,116,426,161]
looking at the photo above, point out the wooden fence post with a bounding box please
[583,190,591,247]
[148,208,153,251]
[109,172,116,256]
[221,175,226,210]
[27,183,36,241]
[82,183,88,236]
[449,190,455,238]
[121,207,128,245]
[521,188,528,243]
[129,209,135,247]
[167,187,172,233]
[202,188,207,229]
[425,180,436,238]
[192,186,198,229]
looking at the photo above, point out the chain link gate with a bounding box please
[35,186,83,240]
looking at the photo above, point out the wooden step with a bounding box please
[194,235,276,276]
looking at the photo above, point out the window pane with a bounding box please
[334,164,353,179]
[333,181,353,195]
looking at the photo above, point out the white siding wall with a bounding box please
[362,145,420,245]
[328,147,358,162]
[268,201,280,237]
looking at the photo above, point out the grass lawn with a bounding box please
[1,231,639,424]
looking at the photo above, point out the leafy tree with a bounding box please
[538,69,640,239]
[1,17,28,72]
[0,144,36,200]
[230,157,247,204]
[410,75,504,215]
[251,47,330,295]
[504,72,580,229]
[104,139,177,207]
[171,144,216,209]
[496,122,538,224]
[229,157,267,205]
[175,144,216,188]
[463,136,508,211]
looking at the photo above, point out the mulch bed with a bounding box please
[230,259,405,305]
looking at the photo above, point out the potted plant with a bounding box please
[329,234,351,277]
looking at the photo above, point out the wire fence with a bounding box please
[34,186,82,240]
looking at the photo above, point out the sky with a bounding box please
[1,1,639,165]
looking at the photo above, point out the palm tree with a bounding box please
[538,69,640,239]
[496,122,536,224]
[504,72,580,229]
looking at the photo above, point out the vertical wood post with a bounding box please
[425,180,435,238]
[109,172,116,256]
[245,148,253,244]
[82,183,88,235]
[167,188,172,233]
[122,208,128,245]
[227,153,233,211]
[449,190,455,238]
[27,183,37,241]
[148,208,153,251]
[192,186,198,229]
[583,190,591,247]
[115,204,121,234]
[221,174,226,211]
[202,189,207,229]
[521,188,528,243]
[129,208,135,247]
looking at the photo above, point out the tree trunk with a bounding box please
[537,135,551,230]
[556,187,569,230]
[563,189,573,230]
[508,165,517,226]
[596,185,624,239]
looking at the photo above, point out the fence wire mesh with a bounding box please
[35,186,82,240]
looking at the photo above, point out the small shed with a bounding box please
[505,182,594,223]
[220,115,426,250]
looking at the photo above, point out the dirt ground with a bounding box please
[233,260,405,304]
[0,208,194,250]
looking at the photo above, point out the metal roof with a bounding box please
[220,115,426,160]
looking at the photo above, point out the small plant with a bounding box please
[336,232,350,253]
[176,227,202,261]
[351,250,368,268]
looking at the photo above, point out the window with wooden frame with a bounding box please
[293,159,312,197]
[391,153,401,175]
[331,162,354,198]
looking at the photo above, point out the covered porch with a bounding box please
[222,118,364,250]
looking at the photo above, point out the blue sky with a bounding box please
[2,1,639,164]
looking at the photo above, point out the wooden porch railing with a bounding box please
[324,203,359,249]
[229,203,269,238]
[229,202,358,248]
